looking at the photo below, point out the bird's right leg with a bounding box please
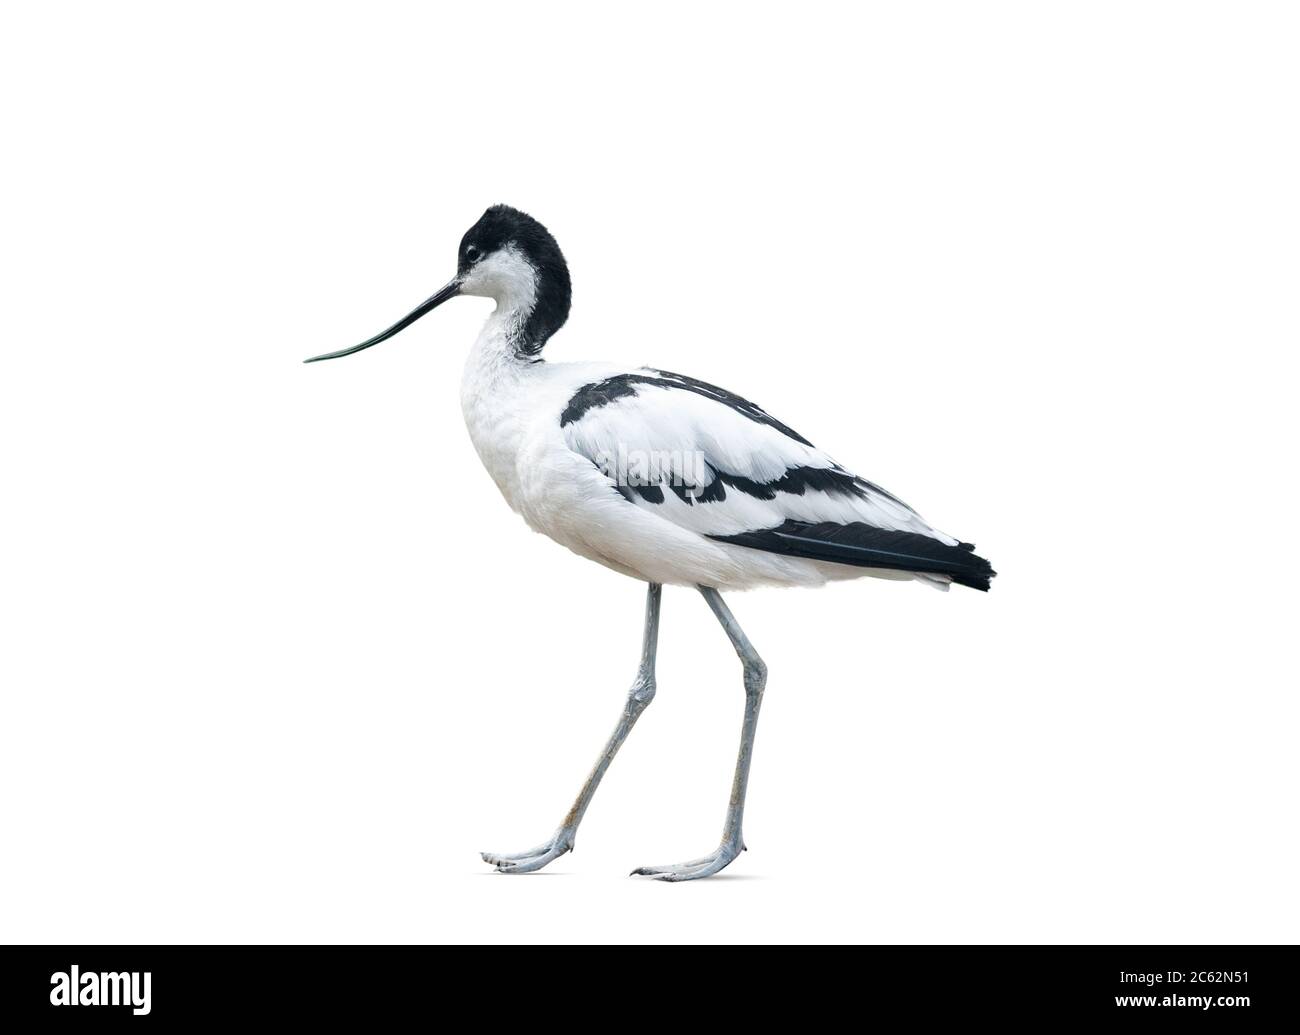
[481,582,661,874]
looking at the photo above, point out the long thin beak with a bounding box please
[303,278,461,363]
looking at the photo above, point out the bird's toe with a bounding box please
[481,832,573,874]
[629,844,740,881]
[481,844,550,866]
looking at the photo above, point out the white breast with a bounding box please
[459,321,612,519]
[460,339,527,510]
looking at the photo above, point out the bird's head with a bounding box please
[304,204,571,364]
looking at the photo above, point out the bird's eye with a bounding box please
[466,246,480,263]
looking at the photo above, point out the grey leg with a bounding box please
[632,585,767,882]
[482,582,662,874]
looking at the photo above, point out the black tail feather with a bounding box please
[710,520,996,591]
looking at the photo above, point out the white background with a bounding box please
[2,2,1296,944]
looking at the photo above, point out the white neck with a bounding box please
[458,245,539,351]
[459,303,544,509]
[461,308,537,414]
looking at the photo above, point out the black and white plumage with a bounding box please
[560,367,994,591]
[306,205,994,880]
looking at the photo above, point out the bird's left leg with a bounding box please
[631,586,766,881]
[482,582,662,874]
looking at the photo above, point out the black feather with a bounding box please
[710,520,996,591]
[716,465,865,501]
[560,370,813,447]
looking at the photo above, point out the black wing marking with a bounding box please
[620,463,874,507]
[560,369,814,447]
[709,520,996,591]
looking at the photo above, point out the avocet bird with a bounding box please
[306,205,994,880]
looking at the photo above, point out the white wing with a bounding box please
[559,368,955,539]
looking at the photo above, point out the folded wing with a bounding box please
[560,368,994,590]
